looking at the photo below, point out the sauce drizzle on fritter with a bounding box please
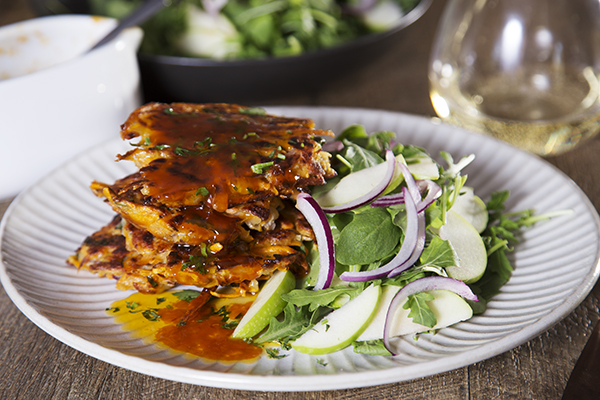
[68,103,335,296]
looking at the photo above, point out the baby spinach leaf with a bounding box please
[419,236,456,269]
[341,140,383,172]
[336,124,368,142]
[366,131,396,154]
[336,207,401,265]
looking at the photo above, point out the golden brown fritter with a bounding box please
[70,204,311,295]
[68,103,333,296]
[115,102,336,211]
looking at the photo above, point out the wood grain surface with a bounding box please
[1,0,599,399]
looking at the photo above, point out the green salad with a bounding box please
[227,124,565,357]
[89,0,422,59]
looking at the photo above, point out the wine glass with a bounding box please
[429,0,600,156]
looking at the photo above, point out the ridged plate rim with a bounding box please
[1,106,599,391]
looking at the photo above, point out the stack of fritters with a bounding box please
[67,103,335,296]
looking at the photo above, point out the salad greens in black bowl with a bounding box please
[29,0,432,103]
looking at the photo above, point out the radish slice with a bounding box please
[295,193,335,290]
[383,276,478,355]
[320,150,397,214]
[340,186,419,282]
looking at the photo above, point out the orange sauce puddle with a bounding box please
[107,291,262,362]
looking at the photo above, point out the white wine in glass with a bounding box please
[429,0,600,156]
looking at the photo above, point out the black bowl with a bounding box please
[29,0,432,103]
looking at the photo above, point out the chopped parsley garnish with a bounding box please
[172,290,203,302]
[251,161,274,174]
[146,276,158,288]
[239,107,266,116]
[196,187,210,197]
[142,309,161,321]
[182,254,208,274]
[221,320,240,329]
[213,306,231,323]
[265,348,287,359]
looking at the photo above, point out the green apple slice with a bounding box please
[451,186,488,233]
[438,210,488,283]
[405,153,440,180]
[315,156,403,208]
[292,284,381,355]
[357,287,473,341]
[232,270,295,339]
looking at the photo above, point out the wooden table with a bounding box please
[1,1,599,398]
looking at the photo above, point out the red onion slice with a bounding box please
[323,140,344,153]
[370,192,405,207]
[387,210,426,278]
[371,179,441,213]
[370,180,427,206]
[320,149,397,214]
[295,193,335,291]
[339,186,419,282]
[397,162,420,204]
[416,180,442,212]
[383,276,479,355]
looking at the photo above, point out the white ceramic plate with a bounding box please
[1,107,599,391]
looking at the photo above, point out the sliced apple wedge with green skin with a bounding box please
[451,186,488,233]
[315,155,403,208]
[292,284,381,355]
[438,210,488,283]
[405,153,440,180]
[232,270,295,339]
[357,287,473,341]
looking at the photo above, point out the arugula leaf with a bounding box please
[469,190,570,308]
[486,190,510,214]
[282,286,361,311]
[336,207,401,265]
[470,243,514,304]
[353,340,392,356]
[404,292,437,328]
[254,303,321,344]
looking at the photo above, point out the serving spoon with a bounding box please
[89,0,171,51]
